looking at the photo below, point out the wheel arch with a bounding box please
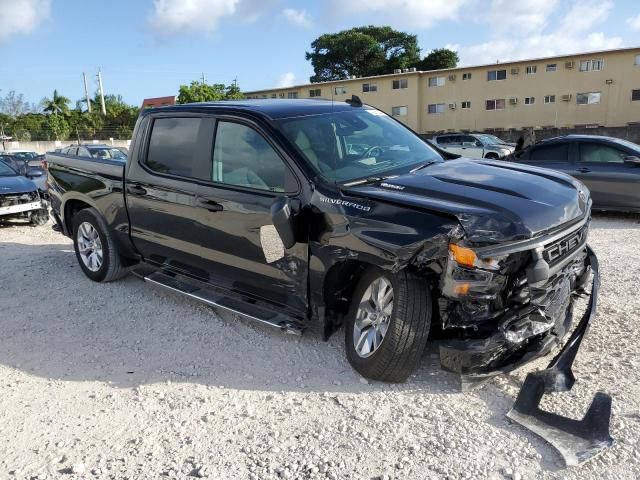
[63,197,95,236]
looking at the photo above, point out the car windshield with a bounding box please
[12,152,38,160]
[277,108,442,183]
[611,138,640,154]
[0,161,17,176]
[88,148,127,161]
[478,134,506,145]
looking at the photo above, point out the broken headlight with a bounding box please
[441,244,508,299]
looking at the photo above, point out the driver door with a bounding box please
[459,135,484,159]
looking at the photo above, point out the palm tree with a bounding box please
[42,89,71,115]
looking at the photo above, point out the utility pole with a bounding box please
[201,72,206,85]
[97,69,107,115]
[83,72,92,113]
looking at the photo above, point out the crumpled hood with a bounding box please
[0,175,37,195]
[344,159,589,243]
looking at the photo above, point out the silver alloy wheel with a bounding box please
[77,222,103,272]
[353,276,394,358]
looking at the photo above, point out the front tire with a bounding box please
[345,267,432,382]
[484,153,499,160]
[72,208,128,282]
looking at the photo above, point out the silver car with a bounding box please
[431,133,515,159]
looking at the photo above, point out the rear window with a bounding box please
[529,143,569,162]
[146,117,204,178]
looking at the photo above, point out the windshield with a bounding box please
[277,109,442,183]
[12,152,38,160]
[0,161,17,177]
[478,134,506,145]
[88,148,127,161]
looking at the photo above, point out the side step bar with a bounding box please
[138,269,305,336]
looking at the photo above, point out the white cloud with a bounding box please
[627,14,640,31]
[276,72,296,88]
[282,8,311,27]
[149,0,240,34]
[327,0,468,28]
[0,0,51,43]
[483,0,558,34]
[458,0,622,65]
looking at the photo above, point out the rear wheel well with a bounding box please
[64,199,92,235]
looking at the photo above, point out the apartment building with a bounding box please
[245,47,640,134]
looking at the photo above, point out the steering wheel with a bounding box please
[361,146,384,158]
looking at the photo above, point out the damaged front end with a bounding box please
[435,217,613,465]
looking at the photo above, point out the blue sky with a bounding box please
[1,0,639,107]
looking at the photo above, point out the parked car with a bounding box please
[0,160,49,225]
[0,153,47,192]
[59,144,127,161]
[46,99,609,461]
[3,149,42,167]
[431,133,515,159]
[511,135,640,212]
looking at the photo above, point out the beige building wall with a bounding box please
[245,47,640,133]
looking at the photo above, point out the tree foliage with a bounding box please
[417,48,460,71]
[42,89,71,115]
[306,26,421,82]
[177,81,244,104]
[0,90,34,116]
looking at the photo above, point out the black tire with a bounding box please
[72,208,128,282]
[29,208,49,226]
[484,153,499,159]
[345,266,432,382]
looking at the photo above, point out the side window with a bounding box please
[461,135,479,146]
[436,136,451,145]
[579,143,626,163]
[146,117,204,179]
[67,147,78,156]
[78,148,91,157]
[529,143,569,162]
[449,135,463,146]
[212,121,286,192]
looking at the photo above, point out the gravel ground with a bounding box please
[0,214,639,480]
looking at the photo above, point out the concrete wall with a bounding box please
[1,139,132,154]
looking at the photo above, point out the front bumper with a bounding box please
[0,200,43,216]
[443,247,613,466]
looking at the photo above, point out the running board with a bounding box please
[140,270,305,335]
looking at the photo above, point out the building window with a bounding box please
[544,95,556,104]
[287,92,298,99]
[461,101,471,109]
[279,93,285,98]
[427,103,445,114]
[362,82,377,93]
[392,106,408,116]
[309,89,321,97]
[486,99,506,110]
[526,65,537,74]
[487,69,507,81]
[546,63,557,72]
[635,54,640,66]
[579,59,604,72]
[632,89,640,101]
[462,72,472,80]
[271,94,277,99]
[392,78,408,89]
[524,97,535,105]
[428,76,445,87]
[577,92,601,105]
[334,86,347,95]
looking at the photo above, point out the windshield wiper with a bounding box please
[410,160,440,173]
[342,175,389,187]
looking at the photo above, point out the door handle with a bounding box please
[576,167,591,173]
[197,198,224,212]
[127,184,147,195]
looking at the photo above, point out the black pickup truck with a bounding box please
[47,99,612,464]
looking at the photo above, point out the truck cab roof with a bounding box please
[142,99,366,120]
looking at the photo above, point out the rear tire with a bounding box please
[72,208,128,282]
[345,266,432,382]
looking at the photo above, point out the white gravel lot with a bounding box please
[0,214,639,480]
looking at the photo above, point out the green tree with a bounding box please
[177,81,243,104]
[45,113,70,140]
[417,48,459,71]
[42,89,71,115]
[305,26,420,82]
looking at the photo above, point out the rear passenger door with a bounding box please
[574,141,639,209]
[194,118,308,314]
